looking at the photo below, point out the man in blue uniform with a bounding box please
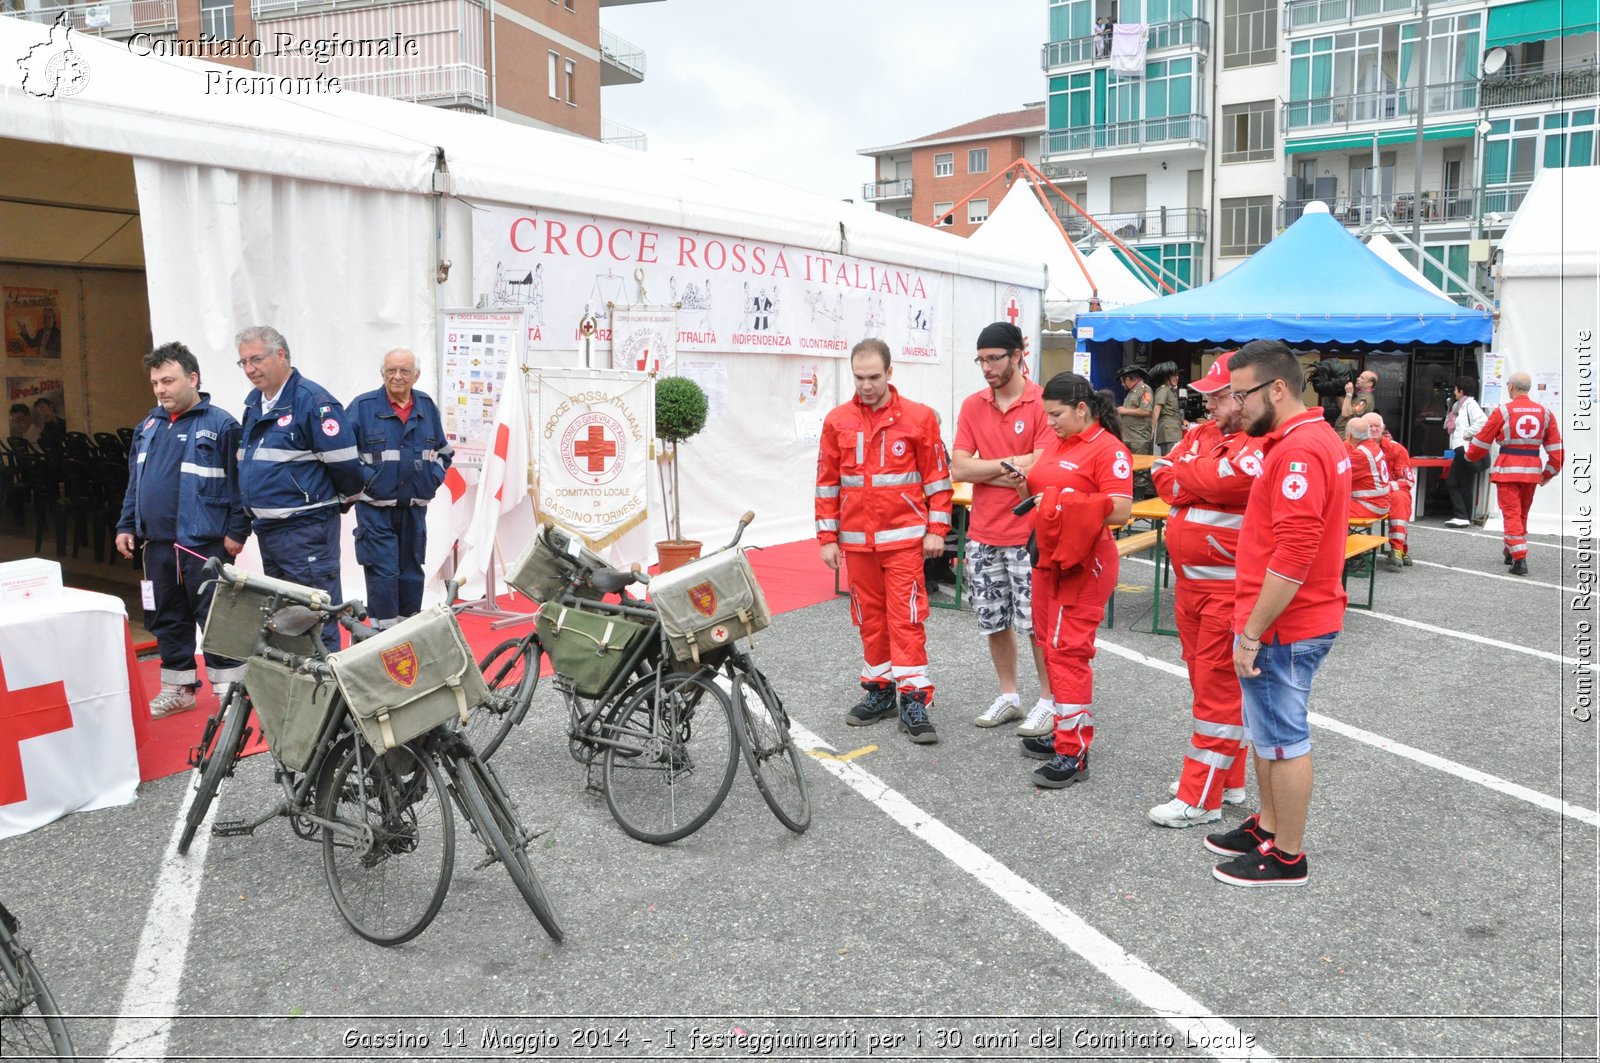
[234,325,370,653]
[116,343,250,717]
[347,348,453,628]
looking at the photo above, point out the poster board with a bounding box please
[531,368,653,551]
[437,307,527,469]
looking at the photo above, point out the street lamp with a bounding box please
[1471,117,1493,297]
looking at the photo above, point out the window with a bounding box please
[200,0,233,40]
[1219,196,1273,256]
[1400,13,1482,114]
[564,58,576,105]
[548,51,560,99]
[1221,101,1274,162]
[1110,175,1147,213]
[1223,0,1276,68]
[565,0,575,8]
[968,199,990,224]
[895,208,913,220]
[934,152,954,177]
[1145,57,1195,120]
[968,148,989,174]
[934,202,954,226]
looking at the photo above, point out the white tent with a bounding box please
[1493,167,1599,539]
[968,182,1158,324]
[1365,233,1451,299]
[1,15,1045,569]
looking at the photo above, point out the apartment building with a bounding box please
[857,105,1046,238]
[5,0,657,145]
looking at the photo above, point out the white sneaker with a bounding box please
[150,685,197,719]
[1015,701,1056,737]
[1170,780,1247,806]
[1148,798,1222,828]
[1443,518,1470,527]
[974,695,1023,728]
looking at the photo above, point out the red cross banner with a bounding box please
[610,305,678,376]
[533,368,653,551]
[0,589,140,839]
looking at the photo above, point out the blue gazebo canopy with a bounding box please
[1075,208,1492,346]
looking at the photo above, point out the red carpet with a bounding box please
[135,538,835,783]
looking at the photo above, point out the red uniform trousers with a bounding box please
[1388,484,1413,552]
[1173,580,1248,809]
[1497,481,1538,560]
[844,547,933,699]
[1031,535,1118,757]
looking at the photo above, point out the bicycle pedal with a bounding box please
[210,818,255,837]
[473,853,502,872]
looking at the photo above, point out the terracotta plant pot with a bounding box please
[656,539,703,572]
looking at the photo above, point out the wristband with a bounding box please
[1238,634,1263,651]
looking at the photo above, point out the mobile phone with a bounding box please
[1000,459,1022,477]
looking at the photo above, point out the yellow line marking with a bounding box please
[809,744,877,763]
[1114,583,1146,593]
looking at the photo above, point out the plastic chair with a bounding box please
[94,432,126,460]
[64,431,96,462]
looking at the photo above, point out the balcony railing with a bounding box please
[1280,188,1481,228]
[599,27,646,80]
[336,63,488,111]
[1043,114,1209,156]
[1069,206,1209,243]
[3,0,175,35]
[602,117,647,151]
[1284,0,1414,31]
[1041,17,1210,67]
[1480,183,1532,217]
[1281,79,1478,130]
[862,178,914,201]
[1482,66,1599,109]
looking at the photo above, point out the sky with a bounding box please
[599,0,1045,203]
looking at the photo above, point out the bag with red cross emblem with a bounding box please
[649,549,772,664]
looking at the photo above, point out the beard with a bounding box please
[988,364,1016,391]
[1243,397,1277,437]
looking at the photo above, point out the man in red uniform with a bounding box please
[1370,413,1414,568]
[952,322,1057,734]
[1148,351,1265,828]
[1466,371,1564,577]
[1345,415,1391,522]
[816,339,954,744]
[1205,340,1349,888]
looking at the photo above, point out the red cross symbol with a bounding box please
[0,658,71,806]
[1005,298,1021,326]
[572,424,617,473]
[636,346,651,372]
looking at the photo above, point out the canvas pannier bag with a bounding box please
[536,603,648,698]
[506,523,608,605]
[202,567,329,660]
[328,605,489,753]
[243,656,338,773]
[648,549,772,664]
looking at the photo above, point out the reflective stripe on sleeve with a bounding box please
[251,447,317,464]
[928,510,952,524]
[318,446,361,463]
[874,525,926,545]
[816,485,840,498]
[922,477,953,495]
[840,531,868,545]
[816,519,839,531]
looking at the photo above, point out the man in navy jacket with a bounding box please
[117,343,251,717]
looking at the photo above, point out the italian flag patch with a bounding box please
[1289,461,1307,472]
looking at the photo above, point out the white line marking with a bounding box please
[1094,639,1599,827]
[108,777,214,1060]
[1347,608,1586,667]
[1411,524,1576,551]
[790,719,1277,1062]
[1406,558,1565,590]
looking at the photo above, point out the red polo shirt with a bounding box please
[954,380,1053,546]
[1234,409,1351,642]
[389,396,414,423]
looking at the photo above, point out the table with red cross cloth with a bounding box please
[0,588,149,839]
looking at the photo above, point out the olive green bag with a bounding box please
[202,568,327,661]
[243,657,338,773]
[536,603,648,698]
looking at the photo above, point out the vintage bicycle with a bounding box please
[461,514,811,843]
[0,900,75,1058]
[180,561,562,946]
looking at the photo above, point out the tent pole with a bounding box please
[1412,0,1429,248]
[926,159,1027,228]
[1022,160,1178,294]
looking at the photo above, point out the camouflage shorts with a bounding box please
[965,540,1033,636]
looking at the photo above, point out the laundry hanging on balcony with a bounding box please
[1110,23,1148,76]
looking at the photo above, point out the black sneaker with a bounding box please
[1032,752,1088,789]
[1511,558,1529,576]
[1203,813,1274,857]
[1504,549,1514,566]
[845,683,897,726]
[1020,734,1055,760]
[898,690,938,745]
[1212,841,1309,887]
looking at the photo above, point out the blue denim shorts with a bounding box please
[1238,632,1337,760]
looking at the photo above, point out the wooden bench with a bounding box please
[1343,533,1389,610]
[1104,530,1162,628]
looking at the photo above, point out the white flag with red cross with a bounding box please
[533,368,653,551]
[457,361,531,586]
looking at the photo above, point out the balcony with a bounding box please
[600,27,645,85]
[862,178,914,201]
[1281,80,1478,131]
[1482,65,1599,109]
[337,63,487,111]
[1284,0,1414,31]
[602,117,647,151]
[1072,206,1209,243]
[1279,187,1488,229]
[3,0,175,36]
[1041,17,1210,68]
[1042,114,1209,157]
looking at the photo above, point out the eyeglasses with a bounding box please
[382,368,417,378]
[235,353,276,369]
[1230,381,1272,406]
[973,352,1015,367]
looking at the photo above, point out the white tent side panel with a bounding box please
[1492,169,1600,539]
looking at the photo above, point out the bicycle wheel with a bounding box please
[0,923,74,1057]
[320,741,454,947]
[728,663,812,834]
[464,637,540,761]
[178,683,252,857]
[602,671,738,845]
[451,751,564,942]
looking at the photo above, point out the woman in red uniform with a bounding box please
[1019,373,1133,788]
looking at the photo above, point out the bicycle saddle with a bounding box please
[589,567,638,595]
[267,605,324,637]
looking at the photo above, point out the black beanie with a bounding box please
[976,321,1024,351]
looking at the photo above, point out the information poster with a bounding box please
[4,287,62,361]
[678,359,728,420]
[438,308,526,468]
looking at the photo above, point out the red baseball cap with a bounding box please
[1192,350,1238,394]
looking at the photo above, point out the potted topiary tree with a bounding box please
[654,374,709,571]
